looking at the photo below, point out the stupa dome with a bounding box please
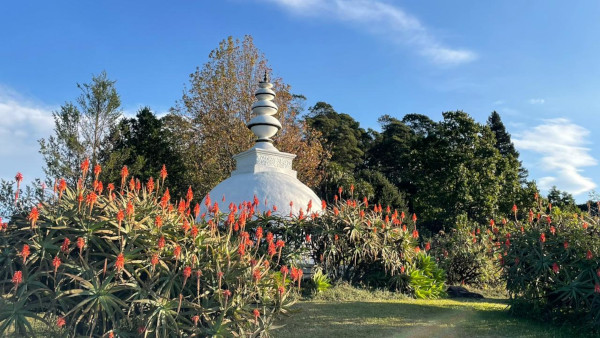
[200,74,321,216]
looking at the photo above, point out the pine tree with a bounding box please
[487,111,518,158]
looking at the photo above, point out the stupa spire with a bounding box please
[247,72,282,149]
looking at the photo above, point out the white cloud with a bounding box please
[0,85,55,183]
[514,118,597,195]
[529,98,545,104]
[493,100,505,105]
[267,0,477,66]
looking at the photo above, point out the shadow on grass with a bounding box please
[274,300,590,338]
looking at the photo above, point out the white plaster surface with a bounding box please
[201,170,321,216]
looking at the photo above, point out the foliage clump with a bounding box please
[501,203,600,328]
[252,188,446,299]
[0,164,294,337]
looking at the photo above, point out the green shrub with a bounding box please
[431,214,503,287]
[251,190,445,299]
[0,165,294,337]
[501,205,600,328]
[409,253,446,299]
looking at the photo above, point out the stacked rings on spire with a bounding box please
[247,79,282,143]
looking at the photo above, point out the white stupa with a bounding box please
[201,74,321,216]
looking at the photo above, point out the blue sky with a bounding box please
[1,0,599,202]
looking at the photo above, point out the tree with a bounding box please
[367,115,413,188]
[547,185,577,212]
[487,111,518,158]
[39,71,121,183]
[306,102,369,171]
[100,108,190,197]
[177,36,324,195]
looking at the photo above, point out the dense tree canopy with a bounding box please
[100,107,190,197]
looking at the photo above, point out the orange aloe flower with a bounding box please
[76,237,85,254]
[56,316,66,328]
[52,256,61,272]
[93,164,101,179]
[12,270,23,286]
[28,207,39,229]
[146,177,155,193]
[15,172,23,202]
[21,244,31,263]
[116,253,125,271]
[160,164,168,182]
[80,158,90,174]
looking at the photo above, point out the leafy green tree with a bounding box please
[357,169,407,210]
[306,102,370,171]
[367,115,413,188]
[547,185,578,212]
[39,71,121,184]
[100,108,190,197]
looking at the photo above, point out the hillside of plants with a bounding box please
[1,36,599,337]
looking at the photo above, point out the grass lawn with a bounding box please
[273,288,590,338]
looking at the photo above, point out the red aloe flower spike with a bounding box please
[160,164,167,183]
[512,204,518,219]
[151,254,159,269]
[186,186,193,203]
[412,213,417,223]
[120,165,129,192]
[56,316,66,328]
[93,164,101,179]
[28,207,39,229]
[52,256,61,273]
[14,172,24,203]
[81,158,90,175]
[116,209,124,233]
[146,177,155,193]
[280,265,289,281]
[193,203,200,218]
[58,178,67,199]
[12,270,23,286]
[77,237,85,255]
[253,309,260,323]
[174,245,181,261]
[61,238,70,252]
[183,266,192,286]
[116,253,125,271]
[126,201,134,218]
[21,244,31,263]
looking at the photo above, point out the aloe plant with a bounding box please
[0,164,295,337]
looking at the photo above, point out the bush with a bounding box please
[250,190,445,299]
[0,165,294,337]
[431,214,503,287]
[501,205,600,328]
